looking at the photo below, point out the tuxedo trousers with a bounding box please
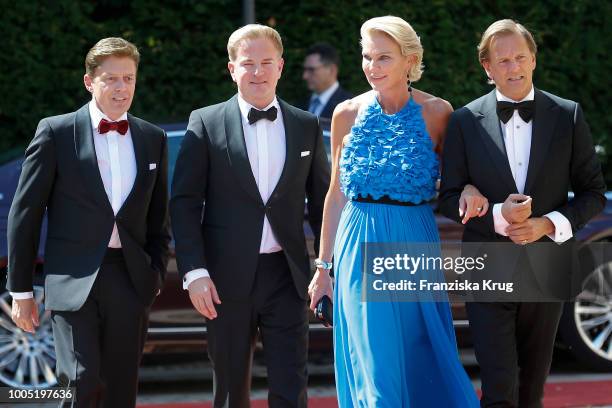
[207,251,309,408]
[51,248,149,408]
[466,250,565,408]
[466,300,563,408]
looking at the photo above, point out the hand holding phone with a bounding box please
[315,295,333,327]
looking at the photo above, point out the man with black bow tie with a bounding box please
[170,24,329,407]
[439,20,605,407]
[7,37,170,407]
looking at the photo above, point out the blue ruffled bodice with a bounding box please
[339,95,439,204]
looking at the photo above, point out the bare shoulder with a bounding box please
[412,89,454,149]
[412,89,453,121]
[333,92,371,125]
[332,92,372,145]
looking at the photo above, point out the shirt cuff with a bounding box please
[543,211,573,243]
[10,291,34,300]
[493,203,511,236]
[183,268,210,290]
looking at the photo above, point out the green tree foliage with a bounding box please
[1,0,610,179]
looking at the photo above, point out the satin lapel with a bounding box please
[118,114,147,214]
[224,96,264,204]
[523,89,559,195]
[475,91,519,193]
[74,105,113,215]
[269,99,299,202]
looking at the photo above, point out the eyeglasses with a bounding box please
[303,65,325,73]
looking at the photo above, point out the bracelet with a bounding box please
[315,258,333,270]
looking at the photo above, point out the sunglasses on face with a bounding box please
[303,65,326,73]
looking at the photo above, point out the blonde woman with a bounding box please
[308,16,481,406]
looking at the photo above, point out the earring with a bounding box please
[408,79,412,93]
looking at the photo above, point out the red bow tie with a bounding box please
[98,118,129,135]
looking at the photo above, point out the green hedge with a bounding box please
[2,0,610,180]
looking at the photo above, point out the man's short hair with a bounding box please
[306,43,340,67]
[85,37,140,77]
[478,19,537,62]
[227,24,283,61]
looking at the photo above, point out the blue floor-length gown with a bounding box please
[333,93,479,407]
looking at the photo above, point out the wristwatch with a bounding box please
[314,258,333,270]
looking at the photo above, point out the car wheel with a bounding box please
[0,286,58,388]
[559,260,612,371]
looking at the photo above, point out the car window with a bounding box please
[319,117,332,163]
[0,147,24,166]
[322,131,331,163]
[167,130,185,185]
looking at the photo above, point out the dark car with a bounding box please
[1,126,611,389]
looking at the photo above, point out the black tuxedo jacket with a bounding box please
[439,89,606,296]
[170,95,330,300]
[7,104,171,311]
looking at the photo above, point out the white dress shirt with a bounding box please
[309,81,339,117]
[491,87,572,243]
[11,99,137,300]
[89,100,137,248]
[182,95,287,289]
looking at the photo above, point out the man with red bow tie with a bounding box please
[7,37,170,407]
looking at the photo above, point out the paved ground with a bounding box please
[135,350,612,407]
[5,351,609,407]
[136,379,612,408]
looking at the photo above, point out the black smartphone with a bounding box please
[315,295,333,327]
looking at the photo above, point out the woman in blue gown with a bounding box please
[308,16,486,407]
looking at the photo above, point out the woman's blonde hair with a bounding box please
[360,16,424,82]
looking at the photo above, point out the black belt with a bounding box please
[353,195,421,207]
[102,248,125,263]
[259,250,285,260]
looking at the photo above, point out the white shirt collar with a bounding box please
[88,98,128,131]
[237,94,280,125]
[312,81,339,107]
[495,86,535,103]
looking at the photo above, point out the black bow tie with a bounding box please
[496,100,534,124]
[248,106,278,125]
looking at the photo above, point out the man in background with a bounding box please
[302,42,352,122]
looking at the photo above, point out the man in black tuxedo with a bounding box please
[8,37,170,407]
[170,25,330,407]
[302,43,352,122]
[439,20,605,407]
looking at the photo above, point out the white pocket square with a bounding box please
[301,151,311,157]
[149,163,157,170]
